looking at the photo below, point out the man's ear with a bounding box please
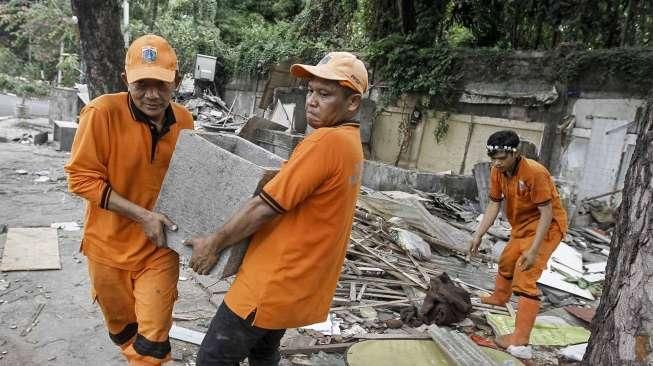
[121,72,129,87]
[347,93,362,113]
[173,71,181,89]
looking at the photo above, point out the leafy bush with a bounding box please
[129,15,230,77]
[0,47,23,76]
[231,21,331,76]
[57,53,80,87]
[0,73,50,98]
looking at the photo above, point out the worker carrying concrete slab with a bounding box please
[64,34,194,365]
[184,51,368,365]
[468,130,568,349]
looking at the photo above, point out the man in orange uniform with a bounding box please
[469,130,567,349]
[184,52,367,365]
[65,34,194,365]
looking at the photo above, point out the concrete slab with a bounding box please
[362,160,442,193]
[155,131,282,280]
[253,128,304,159]
[53,120,77,151]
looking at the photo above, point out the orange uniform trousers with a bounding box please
[498,223,563,298]
[87,251,179,365]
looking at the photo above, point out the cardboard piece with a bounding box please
[0,228,61,271]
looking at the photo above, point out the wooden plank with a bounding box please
[353,240,428,290]
[356,284,367,301]
[1,228,60,271]
[280,342,357,355]
[353,333,431,340]
[506,303,516,318]
[331,298,422,311]
[349,283,357,301]
[339,275,410,287]
[169,324,205,345]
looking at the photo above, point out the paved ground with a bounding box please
[0,119,216,365]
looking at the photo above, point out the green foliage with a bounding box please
[366,34,461,101]
[446,25,475,47]
[434,112,450,143]
[293,0,358,40]
[57,53,80,87]
[232,21,334,76]
[0,73,50,98]
[558,48,653,89]
[129,12,229,76]
[0,0,78,80]
[0,47,22,75]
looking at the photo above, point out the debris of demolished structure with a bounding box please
[178,93,242,132]
[174,165,612,364]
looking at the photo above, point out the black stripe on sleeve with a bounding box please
[489,195,504,202]
[100,184,112,209]
[259,190,286,214]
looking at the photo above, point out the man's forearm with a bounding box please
[208,196,278,253]
[530,204,553,253]
[473,201,500,239]
[106,191,150,224]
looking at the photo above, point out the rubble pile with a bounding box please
[180,94,241,132]
[274,188,614,364]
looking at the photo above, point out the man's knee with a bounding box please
[197,304,255,365]
[511,267,544,298]
[498,242,521,278]
[248,330,285,366]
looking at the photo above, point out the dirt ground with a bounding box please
[0,118,217,365]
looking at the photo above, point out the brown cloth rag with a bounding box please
[418,272,472,326]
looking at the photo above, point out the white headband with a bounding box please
[486,145,517,153]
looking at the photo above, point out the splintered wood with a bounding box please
[331,201,497,314]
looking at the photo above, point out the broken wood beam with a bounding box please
[331,298,423,311]
[279,342,357,355]
[352,239,428,290]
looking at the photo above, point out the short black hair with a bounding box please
[487,130,520,149]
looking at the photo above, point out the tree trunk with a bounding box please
[71,0,126,101]
[397,0,416,34]
[148,0,159,31]
[621,0,641,46]
[583,102,653,365]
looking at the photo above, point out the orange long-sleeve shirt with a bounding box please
[65,92,194,270]
[225,123,363,329]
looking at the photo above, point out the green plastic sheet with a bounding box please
[487,314,591,346]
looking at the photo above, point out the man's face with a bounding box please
[489,151,518,172]
[305,78,356,129]
[128,78,176,123]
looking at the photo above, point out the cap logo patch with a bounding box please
[141,46,157,63]
[318,55,332,65]
[350,74,362,86]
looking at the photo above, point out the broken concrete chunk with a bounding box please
[33,131,48,145]
[155,131,282,280]
[53,120,77,152]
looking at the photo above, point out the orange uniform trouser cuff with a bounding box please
[110,322,138,346]
[132,334,171,359]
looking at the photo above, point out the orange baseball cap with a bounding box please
[290,52,368,94]
[124,34,177,83]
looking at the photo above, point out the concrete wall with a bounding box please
[223,75,265,123]
[371,105,545,175]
